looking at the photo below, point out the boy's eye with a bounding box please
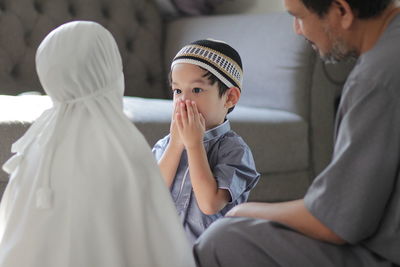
[192,88,203,93]
[173,89,182,94]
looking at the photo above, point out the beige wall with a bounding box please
[215,0,285,14]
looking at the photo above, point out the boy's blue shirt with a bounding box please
[153,120,260,243]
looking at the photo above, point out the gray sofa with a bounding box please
[0,0,353,202]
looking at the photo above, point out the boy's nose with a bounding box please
[178,93,191,102]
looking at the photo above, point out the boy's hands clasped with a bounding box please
[169,101,184,148]
[174,99,205,150]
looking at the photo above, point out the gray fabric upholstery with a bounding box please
[0,0,166,98]
[0,3,353,202]
[154,0,227,17]
[164,13,314,119]
[171,0,226,15]
[0,92,307,202]
[124,97,309,174]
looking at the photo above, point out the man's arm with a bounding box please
[226,199,346,244]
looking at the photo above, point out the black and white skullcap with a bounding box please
[171,39,243,91]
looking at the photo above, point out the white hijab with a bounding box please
[0,21,195,267]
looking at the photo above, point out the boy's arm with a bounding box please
[226,200,346,244]
[176,100,230,215]
[186,143,231,215]
[158,142,184,188]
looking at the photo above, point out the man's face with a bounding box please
[283,0,357,63]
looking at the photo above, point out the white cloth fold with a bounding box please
[0,21,195,267]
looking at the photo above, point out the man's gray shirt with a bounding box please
[305,14,400,265]
[153,120,260,243]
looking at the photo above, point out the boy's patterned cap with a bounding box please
[171,39,243,91]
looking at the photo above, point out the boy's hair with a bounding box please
[202,69,234,114]
[301,0,394,19]
[170,39,242,114]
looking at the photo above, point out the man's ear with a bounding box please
[225,87,241,108]
[333,0,354,30]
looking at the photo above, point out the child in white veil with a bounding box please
[0,21,195,267]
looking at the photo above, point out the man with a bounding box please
[193,0,400,266]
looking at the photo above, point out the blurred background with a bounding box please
[215,0,284,14]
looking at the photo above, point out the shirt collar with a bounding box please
[204,120,231,142]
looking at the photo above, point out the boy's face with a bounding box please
[171,63,230,130]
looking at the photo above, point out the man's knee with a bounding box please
[193,217,299,267]
[194,217,241,266]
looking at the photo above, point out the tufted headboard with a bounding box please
[0,0,168,98]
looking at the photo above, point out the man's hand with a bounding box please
[225,200,346,245]
[225,202,252,217]
[175,100,206,150]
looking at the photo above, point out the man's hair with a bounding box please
[301,0,394,18]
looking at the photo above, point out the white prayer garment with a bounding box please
[0,21,195,267]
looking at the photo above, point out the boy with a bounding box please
[153,39,260,243]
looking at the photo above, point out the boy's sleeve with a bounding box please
[212,138,260,203]
[152,135,170,162]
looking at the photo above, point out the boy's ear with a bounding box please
[225,87,240,108]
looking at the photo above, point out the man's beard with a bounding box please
[312,24,358,64]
